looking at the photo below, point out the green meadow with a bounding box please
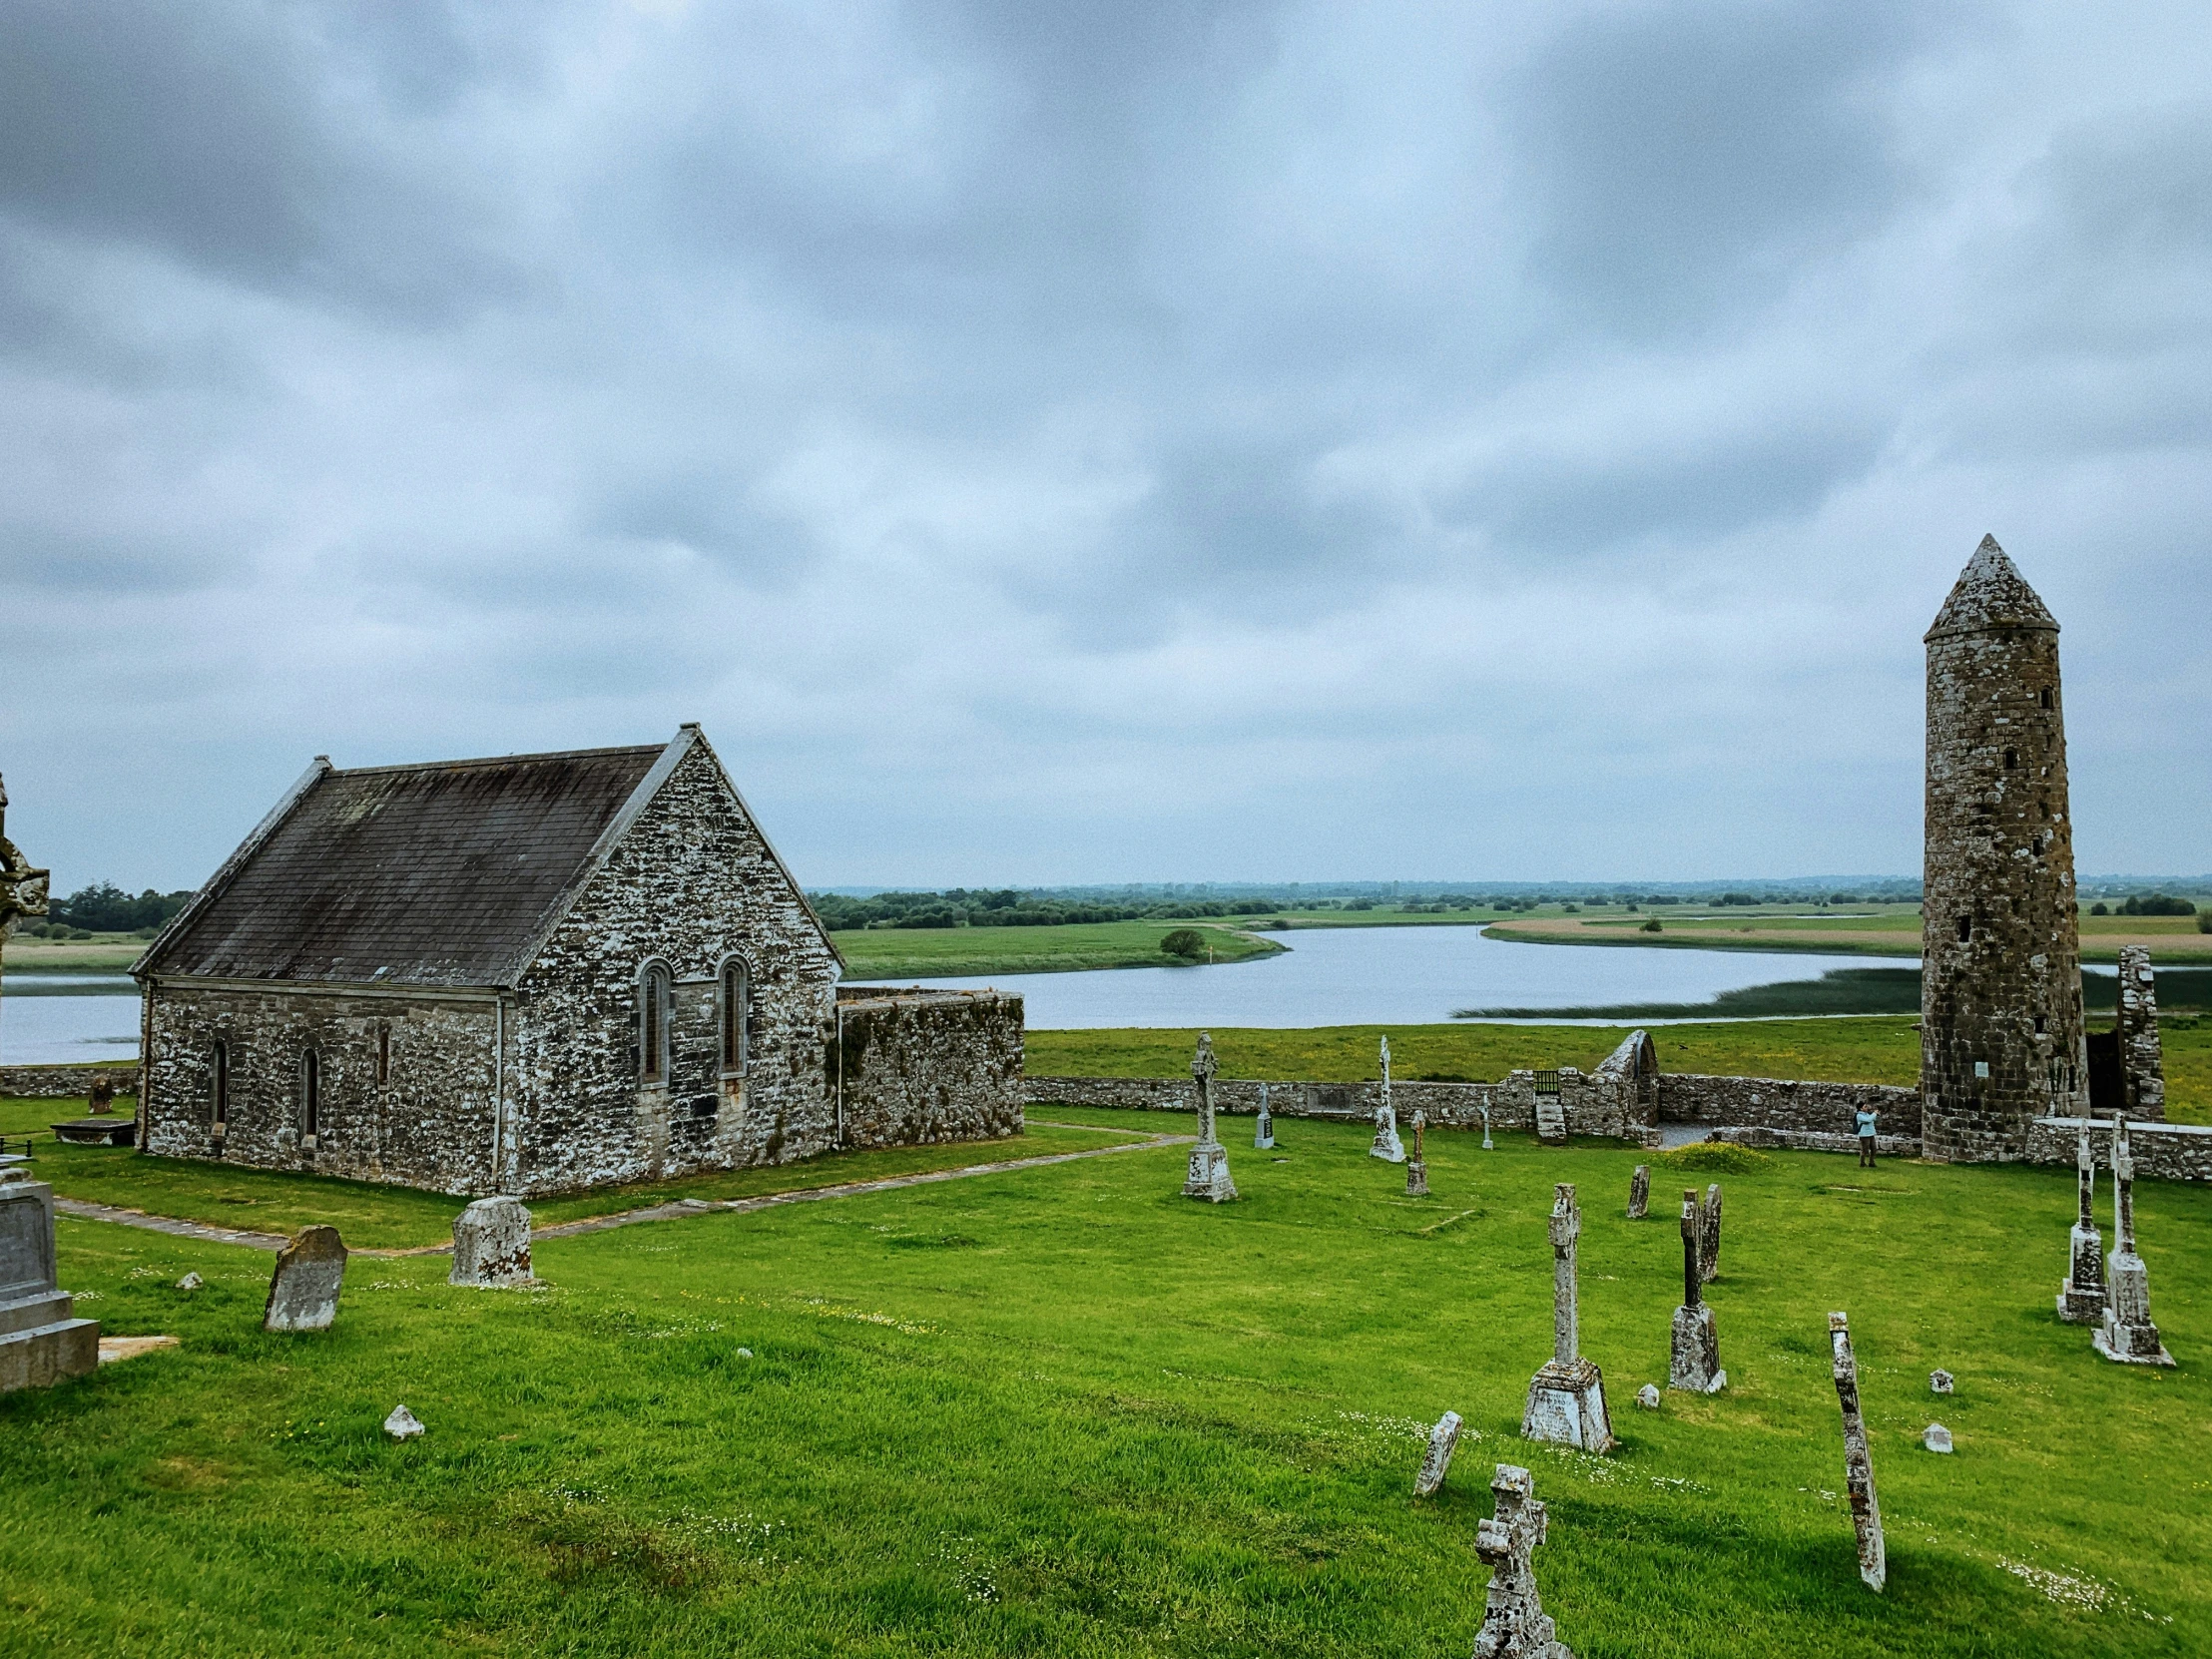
[5,1115,2206,1657]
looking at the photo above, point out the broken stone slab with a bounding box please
[0,1179,100,1394]
[1930,1370,1953,1395]
[449,1197,536,1288]
[1698,1183,1722,1283]
[1371,1035,1406,1162]
[1626,1165,1649,1220]
[1471,1463,1576,1658]
[1669,1187,1725,1393]
[1414,1409,1462,1497]
[1404,1112,1429,1196]
[383,1403,425,1439]
[263,1225,347,1333]
[177,1272,203,1292]
[1923,1422,1953,1454]
[98,1334,179,1366]
[1829,1312,1886,1592]
[2057,1119,2105,1324]
[1635,1383,1660,1410]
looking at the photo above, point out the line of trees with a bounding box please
[17,880,196,937]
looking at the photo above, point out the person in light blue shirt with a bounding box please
[1855,1106,1880,1168]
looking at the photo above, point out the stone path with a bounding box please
[52,1125,1190,1256]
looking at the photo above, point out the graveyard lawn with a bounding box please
[7,1115,2209,1658]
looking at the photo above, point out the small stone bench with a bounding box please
[50,1119,134,1147]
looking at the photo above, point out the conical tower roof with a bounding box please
[1925,534,2057,641]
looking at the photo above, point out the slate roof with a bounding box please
[141,743,669,987]
[1926,534,2058,640]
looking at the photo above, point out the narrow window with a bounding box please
[721,960,750,1075]
[212,1040,229,1125]
[2040,688,2053,710]
[640,965,671,1084]
[2034,1014,2047,1035]
[1956,914,1972,943]
[302,1050,320,1138]
[2003,749,2018,770]
[376,1023,391,1087]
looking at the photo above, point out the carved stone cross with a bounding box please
[1471,1462,1572,1658]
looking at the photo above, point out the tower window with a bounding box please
[1956,914,1972,943]
[2003,749,2018,769]
[2034,1014,2046,1034]
[2040,688,2053,710]
[212,1040,229,1125]
[375,1023,391,1086]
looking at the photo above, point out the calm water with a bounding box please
[1,976,141,1065]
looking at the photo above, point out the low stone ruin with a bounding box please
[2057,1120,2106,1323]
[1254,1082,1275,1150]
[1405,1112,1429,1197]
[1414,1408,1461,1497]
[1471,1463,1575,1658]
[2094,1116,2173,1366]
[1829,1312,1886,1591]
[0,1179,99,1393]
[1370,1036,1406,1163]
[1698,1183,1722,1283]
[264,1225,347,1333]
[1182,1033,1238,1203]
[1668,1188,1725,1393]
[1522,1183,1614,1453]
[449,1197,536,1288]
[1625,1165,1649,1220]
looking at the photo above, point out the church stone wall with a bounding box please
[834,989,1024,1148]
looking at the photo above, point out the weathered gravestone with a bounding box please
[1370,1035,1405,1163]
[1668,1189,1725,1393]
[0,1180,100,1393]
[1923,1422,1953,1454]
[2094,1116,2174,1366]
[264,1225,347,1333]
[2056,1119,2105,1324]
[1521,1183,1614,1452]
[1182,1033,1238,1203]
[449,1197,535,1288]
[1405,1111,1429,1197]
[1697,1183,1722,1283]
[384,1403,425,1439]
[1413,1408,1462,1497]
[1471,1463,1576,1659]
[1929,1370,1953,1395]
[1634,1383,1660,1410]
[1625,1165,1649,1220]
[1254,1082,1275,1150]
[1829,1312,1886,1591]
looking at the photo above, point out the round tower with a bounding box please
[1922,534,2087,1160]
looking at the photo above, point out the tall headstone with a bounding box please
[1479,1101,1494,1151]
[1405,1111,1429,1196]
[1921,536,2088,1160]
[2115,946,2166,1120]
[1182,1033,1238,1203]
[449,1197,536,1288]
[1254,1081,1275,1150]
[1829,1312,1886,1591]
[1697,1183,1722,1283]
[1521,1184,1614,1452]
[1370,1035,1405,1162]
[1413,1408,1461,1497]
[264,1225,348,1333]
[1470,1463,1576,1659]
[0,1180,100,1393]
[2093,1116,2173,1366]
[1669,1189,1725,1392]
[2055,1119,2104,1323]
[1625,1165,1649,1221]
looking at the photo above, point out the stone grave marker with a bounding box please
[1413,1408,1462,1497]
[1829,1312,1886,1591]
[1923,1422,1953,1454]
[1521,1183,1614,1453]
[1370,1035,1405,1162]
[1626,1165,1649,1220]
[449,1197,536,1288]
[1182,1033,1238,1203]
[264,1225,347,1333]
[1471,1462,1576,1658]
[2057,1118,2105,1323]
[2094,1116,2173,1366]
[384,1403,425,1439]
[1405,1111,1429,1197]
[1254,1082,1275,1150]
[1698,1183,1722,1283]
[1929,1370,1953,1395]
[0,1180,99,1393]
[1634,1383,1660,1410]
[1668,1189,1725,1393]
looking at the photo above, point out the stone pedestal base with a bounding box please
[2094,1253,2173,1365]
[0,1292,100,1393]
[2056,1226,2103,1323]
[1521,1358,1614,1452]
[1668,1304,1726,1393]
[1404,1159,1428,1197]
[1370,1119,1405,1162]
[2092,1323,2174,1366]
[1183,1142,1238,1203]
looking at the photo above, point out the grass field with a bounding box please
[5,1114,2207,1657]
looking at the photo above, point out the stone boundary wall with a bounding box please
[1658,1075,1922,1136]
[1706,1126,1925,1159]
[2025,1116,2212,1183]
[0,1064,140,1099]
[837,990,1024,1150]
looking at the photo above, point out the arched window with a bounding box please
[640,963,673,1084]
[721,959,750,1075]
[301,1049,320,1138]
[212,1040,230,1126]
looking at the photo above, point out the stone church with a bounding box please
[132,727,1021,1196]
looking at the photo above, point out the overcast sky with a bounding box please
[4,1,2208,893]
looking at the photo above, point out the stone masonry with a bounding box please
[1921,535,2089,1161]
[2115,946,2166,1121]
[833,988,1023,1150]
